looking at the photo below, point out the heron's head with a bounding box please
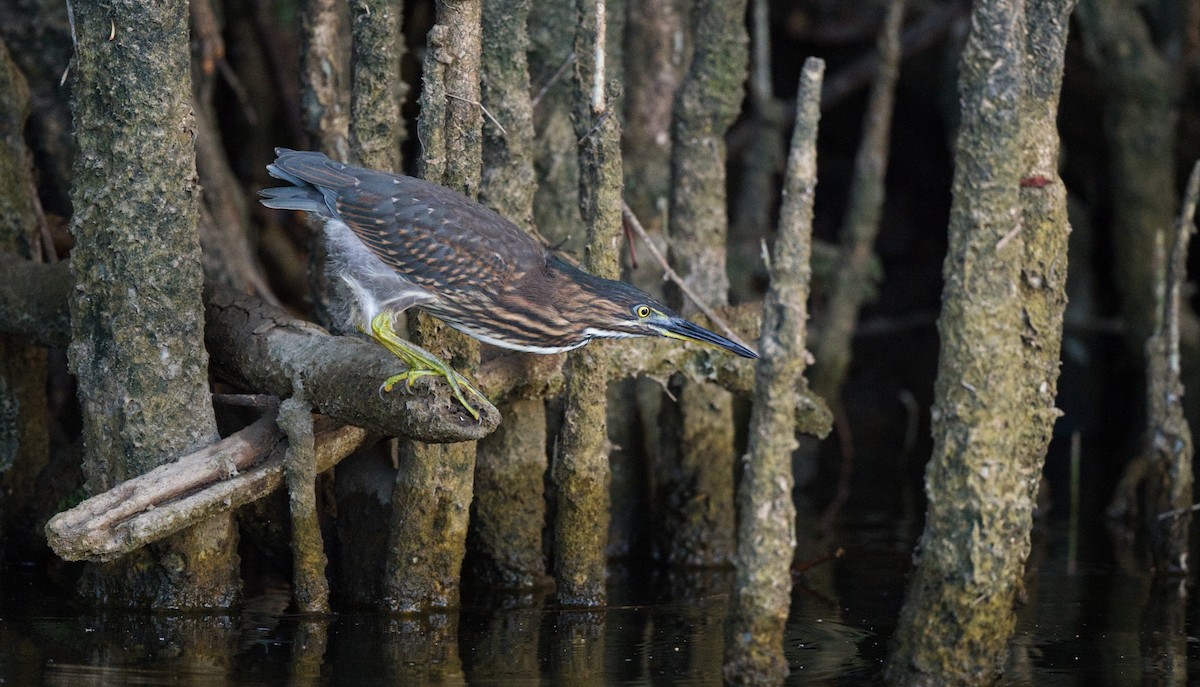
[568,267,758,359]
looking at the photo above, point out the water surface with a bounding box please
[2,515,1194,685]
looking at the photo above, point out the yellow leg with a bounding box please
[368,312,488,421]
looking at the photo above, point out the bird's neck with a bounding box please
[538,256,614,334]
[545,255,611,297]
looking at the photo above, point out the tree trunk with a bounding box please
[67,0,236,608]
[384,0,484,612]
[657,0,749,567]
[0,38,50,559]
[468,0,549,591]
[552,0,622,606]
[724,56,823,686]
[886,0,1075,682]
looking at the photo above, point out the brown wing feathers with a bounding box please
[268,148,547,295]
[270,148,362,189]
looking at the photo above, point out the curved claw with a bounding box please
[435,369,482,422]
[377,374,415,399]
[369,312,488,422]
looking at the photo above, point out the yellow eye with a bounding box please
[636,305,652,318]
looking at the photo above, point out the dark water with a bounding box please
[2,514,1196,685]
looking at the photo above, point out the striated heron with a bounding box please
[261,148,757,420]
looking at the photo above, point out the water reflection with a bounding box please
[39,611,238,686]
[3,516,1196,684]
[1,573,876,684]
[460,604,541,682]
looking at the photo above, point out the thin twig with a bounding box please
[218,59,259,125]
[621,202,752,350]
[531,50,575,109]
[1166,161,1200,375]
[592,0,606,114]
[620,207,639,268]
[30,179,56,263]
[213,393,280,408]
[446,92,507,135]
[575,108,610,146]
[1158,502,1200,521]
[792,547,845,574]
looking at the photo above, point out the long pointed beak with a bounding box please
[655,317,759,359]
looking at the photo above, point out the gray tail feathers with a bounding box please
[258,185,329,215]
[260,148,341,216]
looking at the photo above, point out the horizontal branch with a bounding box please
[607,305,833,438]
[0,254,829,438]
[205,286,500,442]
[46,413,373,562]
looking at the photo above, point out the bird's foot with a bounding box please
[379,369,437,395]
[370,312,488,422]
[379,368,485,422]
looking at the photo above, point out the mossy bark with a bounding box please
[0,0,75,216]
[301,0,352,326]
[1143,164,1198,572]
[657,0,748,567]
[468,0,548,590]
[552,0,621,606]
[385,0,483,612]
[724,57,823,687]
[479,0,535,229]
[0,38,50,557]
[886,0,1074,683]
[1078,0,1200,559]
[302,0,351,163]
[1076,0,1179,352]
[67,0,235,608]
[348,0,406,171]
[622,0,684,224]
[605,0,668,563]
[469,396,548,588]
[279,384,331,614]
[528,0,585,252]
